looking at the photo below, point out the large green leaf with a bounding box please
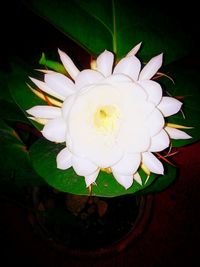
[160,65,200,146]
[0,120,44,189]
[26,0,192,63]
[30,138,176,197]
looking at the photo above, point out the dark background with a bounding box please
[0,1,200,266]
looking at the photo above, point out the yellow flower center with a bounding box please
[94,105,119,134]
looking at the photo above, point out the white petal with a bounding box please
[85,169,100,187]
[75,69,104,89]
[113,55,141,81]
[165,127,192,139]
[133,172,142,185]
[126,42,142,56]
[138,80,162,105]
[45,72,75,98]
[103,73,132,84]
[145,109,165,136]
[139,53,163,80]
[29,77,65,100]
[111,153,141,175]
[56,147,72,170]
[96,50,114,77]
[142,152,164,174]
[112,172,133,189]
[72,155,98,176]
[62,94,76,120]
[42,117,66,142]
[149,129,170,152]
[157,97,182,117]
[26,106,61,119]
[58,48,80,79]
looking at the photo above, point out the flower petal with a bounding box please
[45,72,75,98]
[113,55,141,81]
[85,169,100,187]
[96,50,114,77]
[62,94,76,120]
[56,147,72,170]
[139,80,162,105]
[26,106,61,119]
[165,127,192,139]
[111,153,141,175]
[112,172,133,189]
[103,73,132,84]
[75,69,104,89]
[157,97,182,117]
[72,155,98,176]
[42,117,66,142]
[29,77,65,100]
[58,48,80,79]
[149,129,170,152]
[133,172,142,185]
[139,53,163,80]
[145,109,165,136]
[142,152,164,174]
[126,42,142,57]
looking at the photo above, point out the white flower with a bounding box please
[27,44,191,189]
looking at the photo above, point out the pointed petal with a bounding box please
[133,172,142,185]
[62,94,76,119]
[28,117,48,125]
[85,169,100,187]
[157,97,182,117]
[26,106,61,119]
[29,77,65,101]
[139,53,163,80]
[72,155,98,176]
[142,152,164,174]
[58,49,80,79]
[56,147,72,170]
[139,80,162,105]
[45,72,75,98]
[111,153,141,175]
[75,69,104,88]
[113,55,141,81]
[165,127,192,139]
[96,50,114,77]
[112,172,133,189]
[126,42,142,56]
[149,129,170,152]
[145,109,165,136]
[42,117,66,142]
[103,73,132,84]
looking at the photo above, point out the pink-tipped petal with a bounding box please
[58,49,80,79]
[165,127,192,139]
[45,72,75,97]
[149,129,170,152]
[139,53,163,80]
[113,55,141,81]
[111,153,141,175]
[56,147,72,170]
[113,172,133,189]
[42,117,66,143]
[85,169,100,187]
[72,155,98,176]
[29,77,65,100]
[75,69,104,89]
[157,97,182,117]
[126,42,142,56]
[142,152,164,174]
[139,80,162,105]
[96,50,114,77]
[26,106,61,119]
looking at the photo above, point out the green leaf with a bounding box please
[0,120,44,189]
[160,65,200,146]
[39,52,67,74]
[29,138,176,197]
[26,0,192,63]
